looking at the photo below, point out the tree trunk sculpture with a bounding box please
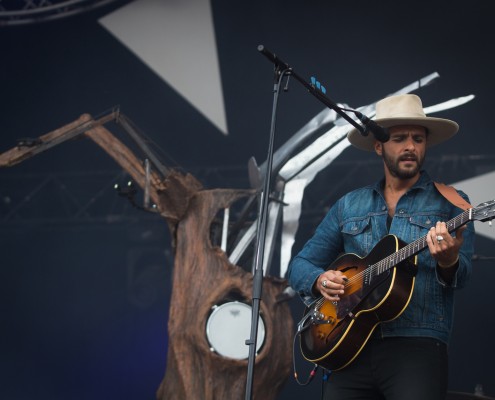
[156,187,293,400]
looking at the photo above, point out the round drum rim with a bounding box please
[205,301,266,360]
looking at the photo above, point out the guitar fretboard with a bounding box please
[372,208,471,277]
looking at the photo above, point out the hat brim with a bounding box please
[347,116,459,151]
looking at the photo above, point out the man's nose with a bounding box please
[403,137,417,150]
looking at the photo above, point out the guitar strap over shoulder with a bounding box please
[434,182,472,210]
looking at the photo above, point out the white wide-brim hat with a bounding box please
[347,94,459,151]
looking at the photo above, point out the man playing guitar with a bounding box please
[288,94,475,400]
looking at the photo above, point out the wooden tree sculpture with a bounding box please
[0,111,294,400]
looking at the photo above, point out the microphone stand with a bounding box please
[244,61,290,400]
[244,45,367,400]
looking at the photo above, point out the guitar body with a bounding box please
[299,234,418,371]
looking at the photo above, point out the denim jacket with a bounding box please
[287,171,475,344]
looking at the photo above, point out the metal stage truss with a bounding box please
[1,155,494,231]
[0,0,124,26]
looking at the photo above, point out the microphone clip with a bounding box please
[351,110,390,143]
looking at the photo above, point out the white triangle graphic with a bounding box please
[453,170,495,240]
[99,0,228,135]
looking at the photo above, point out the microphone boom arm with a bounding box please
[257,45,366,135]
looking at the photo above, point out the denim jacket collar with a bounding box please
[372,170,433,197]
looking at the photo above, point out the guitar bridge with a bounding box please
[312,311,336,326]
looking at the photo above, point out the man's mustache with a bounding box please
[399,154,418,162]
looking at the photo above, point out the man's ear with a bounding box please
[374,141,383,156]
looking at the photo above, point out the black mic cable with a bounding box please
[292,332,319,386]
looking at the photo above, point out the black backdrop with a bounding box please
[1,1,495,399]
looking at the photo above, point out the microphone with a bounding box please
[354,111,390,143]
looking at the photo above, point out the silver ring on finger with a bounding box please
[322,280,328,288]
[436,235,444,243]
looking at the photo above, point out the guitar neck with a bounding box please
[376,208,472,274]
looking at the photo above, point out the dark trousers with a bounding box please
[322,337,448,400]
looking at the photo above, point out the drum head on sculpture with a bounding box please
[206,301,266,360]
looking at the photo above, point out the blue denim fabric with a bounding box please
[287,171,475,344]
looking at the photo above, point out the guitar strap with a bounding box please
[434,182,472,210]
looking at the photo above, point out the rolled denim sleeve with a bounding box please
[287,199,344,301]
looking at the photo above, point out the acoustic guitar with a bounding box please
[297,200,495,371]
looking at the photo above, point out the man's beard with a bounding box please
[382,149,424,179]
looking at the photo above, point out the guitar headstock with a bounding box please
[473,200,495,223]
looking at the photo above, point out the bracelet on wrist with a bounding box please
[438,255,459,268]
